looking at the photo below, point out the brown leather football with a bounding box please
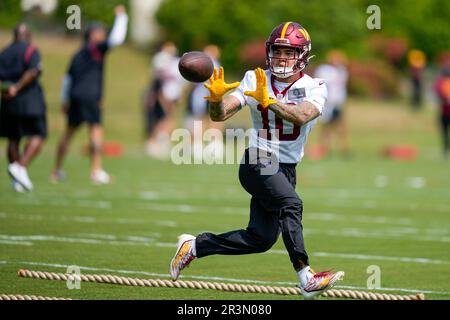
[178,51,214,82]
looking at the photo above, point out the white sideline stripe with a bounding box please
[137,203,419,226]
[0,235,160,247]
[0,210,440,230]
[155,220,177,227]
[304,228,450,243]
[13,198,112,209]
[0,240,33,246]
[269,250,450,265]
[1,234,448,266]
[4,212,449,242]
[138,203,248,215]
[2,220,449,245]
[1,260,449,296]
[0,212,176,227]
[321,201,450,213]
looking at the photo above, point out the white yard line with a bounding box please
[0,260,449,296]
[0,240,33,246]
[1,207,443,231]
[0,212,171,226]
[302,228,450,243]
[1,233,448,266]
[0,235,158,247]
[268,250,450,265]
[155,220,178,227]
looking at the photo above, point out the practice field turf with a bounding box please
[0,32,449,300]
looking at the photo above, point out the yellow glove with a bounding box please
[204,67,240,102]
[244,68,277,108]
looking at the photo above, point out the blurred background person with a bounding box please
[0,23,47,192]
[408,49,427,111]
[144,41,185,160]
[314,49,352,158]
[184,44,222,162]
[51,5,128,184]
[434,53,450,158]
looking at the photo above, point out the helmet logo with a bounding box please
[298,28,310,41]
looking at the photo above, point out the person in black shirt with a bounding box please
[0,23,47,192]
[51,5,128,184]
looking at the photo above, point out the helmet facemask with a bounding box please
[267,44,310,78]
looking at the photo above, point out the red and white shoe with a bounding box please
[300,268,345,300]
[169,234,196,281]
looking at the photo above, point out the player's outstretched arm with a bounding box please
[268,101,320,126]
[208,94,242,122]
[244,67,320,126]
[107,5,128,48]
[204,67,241,121]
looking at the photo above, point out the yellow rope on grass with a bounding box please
[17,269,425,300]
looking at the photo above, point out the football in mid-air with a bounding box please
[178,51,214,83]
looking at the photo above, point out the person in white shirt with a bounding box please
[145,41,186,159]
[169,22,344,300]
[314,50,351,158]
[185,44,222,162]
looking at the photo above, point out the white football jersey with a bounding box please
[230,69,327,164]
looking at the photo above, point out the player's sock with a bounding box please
[190,238,197,257]
[297,265,314,288]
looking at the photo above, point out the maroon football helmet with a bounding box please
[266,22,312,78]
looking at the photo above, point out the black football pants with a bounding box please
[195,148,309,269]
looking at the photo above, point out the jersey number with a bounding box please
[257,104,300,141]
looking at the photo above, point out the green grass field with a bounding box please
[0,32,449,300]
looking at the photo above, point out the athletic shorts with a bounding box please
[0,113,47,139]
[68,99,102,127]
[321,106,342,124]
[146,100,166,134]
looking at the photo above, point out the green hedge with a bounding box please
[0,1,128,31]
[155,0,450,71]
[55,0,128,27]
[0,0,23,29]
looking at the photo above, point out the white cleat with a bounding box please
[8,162,33,191]
[91,169,111,185]
[12,180,26,193]
[300,269,345,300]
[169,234,196,281]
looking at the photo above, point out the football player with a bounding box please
[170,22,344,299]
